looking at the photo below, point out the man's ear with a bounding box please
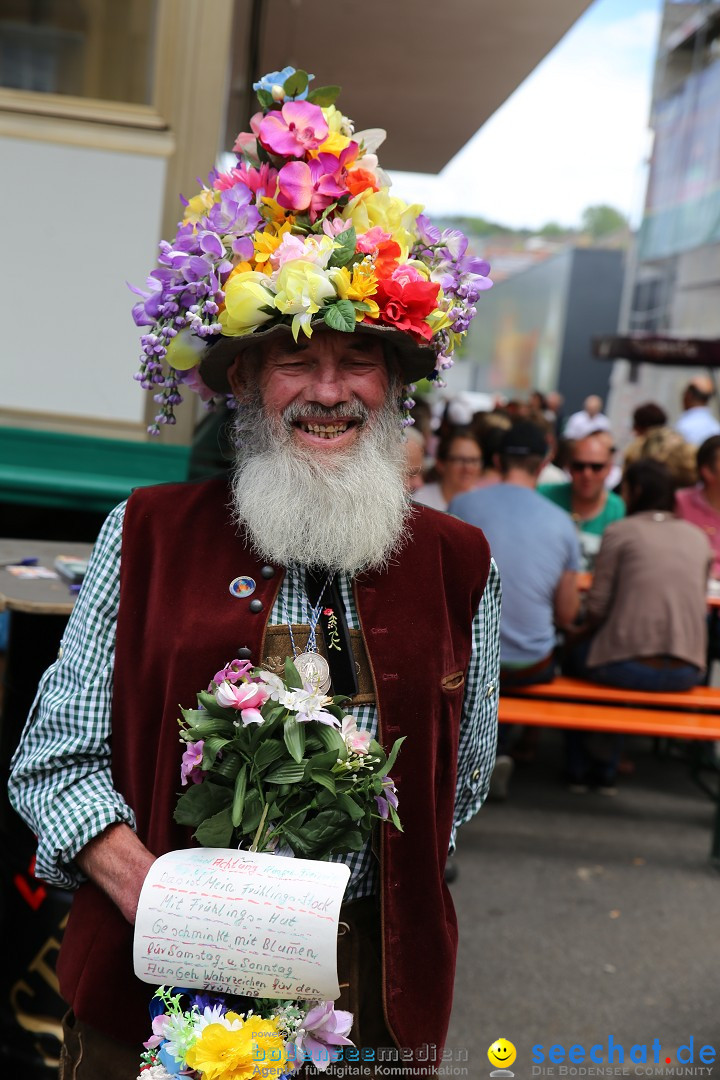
[227,354,250,403]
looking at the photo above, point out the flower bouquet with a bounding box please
[138,986,352,1078]
[137,656,402,1077]
[174,656,402,858]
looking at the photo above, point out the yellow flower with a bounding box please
[273,260,336,340]
[219,270,275,336]
[323,104,354,137]
[184,1016,286,1080]
[164,327,205,371]
[331,262,380,321]
[183,188,216,225]
[312,130,351,157]
[260,196,294,226]
[342,190,423,260]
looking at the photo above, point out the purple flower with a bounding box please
[180,740,204,785]
[375,775,399,820]
[294,1001,353,1068]
[213,659,253,685]
[205,183,262,237]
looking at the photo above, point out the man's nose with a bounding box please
[304,365,350,407]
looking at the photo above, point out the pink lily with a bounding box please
[258,100,328,158]
[341,716,371,755]
[215,679,269,725]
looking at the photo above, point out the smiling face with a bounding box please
[229,328,391,455]
[488,1039,517,1069]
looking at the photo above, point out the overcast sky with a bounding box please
[389,0,662,230]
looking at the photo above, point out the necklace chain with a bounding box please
[282,567,335,658]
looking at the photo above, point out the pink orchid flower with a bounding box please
[277,157,347,221]
[232,112,263,163]
[258,100,328,158]
[180,740,204,785]
[213,658,253,686]
[215,679,269,725]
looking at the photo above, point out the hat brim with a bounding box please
[197,320,437,394]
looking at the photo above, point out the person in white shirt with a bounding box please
[675,375,720,445]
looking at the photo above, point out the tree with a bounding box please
[580,204,629,239]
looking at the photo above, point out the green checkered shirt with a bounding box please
[9,502,500,901]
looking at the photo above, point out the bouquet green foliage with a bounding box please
[174,657,402,859]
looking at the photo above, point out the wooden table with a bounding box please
[0,538,92,616]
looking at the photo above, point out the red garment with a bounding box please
[57,475,490,1062]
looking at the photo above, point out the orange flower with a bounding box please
[346,168,379,197]
[373,239,402,279]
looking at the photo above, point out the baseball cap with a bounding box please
[499,420,548,457]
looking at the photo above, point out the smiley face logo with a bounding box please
[488,1038,517,1072]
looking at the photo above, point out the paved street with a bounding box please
[446,730,720,1079]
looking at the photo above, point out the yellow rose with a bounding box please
[312,130,351,157]
[219,271,275,336]
[342,189,423,260]
[273,259,336,339]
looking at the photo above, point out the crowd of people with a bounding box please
[408,378,720,794]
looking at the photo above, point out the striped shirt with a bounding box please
[9,502,501,900]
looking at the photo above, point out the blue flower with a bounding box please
[252,67,314,99]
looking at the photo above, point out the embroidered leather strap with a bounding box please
[262,624,375,705]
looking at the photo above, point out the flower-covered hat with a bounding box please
[131,67,492,434]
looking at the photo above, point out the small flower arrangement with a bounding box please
[174,657,403,858]
[130,66,492,433]
[138,986,353,1078]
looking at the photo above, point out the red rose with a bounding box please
[374,277,440,341]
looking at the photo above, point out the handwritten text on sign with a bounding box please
[133,848,350,1000]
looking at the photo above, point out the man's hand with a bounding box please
[76,823,156,924]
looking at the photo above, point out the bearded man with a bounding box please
[9,67,500,1080]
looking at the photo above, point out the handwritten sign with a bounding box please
[133,848,349,1000]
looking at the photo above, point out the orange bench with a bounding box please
[498,676,720,858]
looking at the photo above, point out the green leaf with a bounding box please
[174,782,231,827]
[283,69,309,98]
[265,761,308,784]
[314,725,347,756]
[284,716,306,764]
[336,792,365,821]
[328,226,356,268]
[310,770,336,795]
[352,300,373,313]
[284,656,303,690]
[323,301,357,333]
[242,789,263,833]
[307,85,341,107]
[231,764,248,828]
[384,736,406,776]
[256,88,273,109]
[202,735,229,769]
[194,806,233,847]
[388,804,403,832]
[254,739,286,772]
[197,691,236,721]
[212,750,243,783]
[280,824,315,858]
[306,748,341,773]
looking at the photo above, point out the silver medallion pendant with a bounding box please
[294,651,331,693]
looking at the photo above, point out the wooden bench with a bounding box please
[498,676,720,859]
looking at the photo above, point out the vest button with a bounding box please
[249,599,263,614]
[260,565,275,579]
[237,646,252,660]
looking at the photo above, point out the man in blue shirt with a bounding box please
[450,420,580,683]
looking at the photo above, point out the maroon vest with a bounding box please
[57,475,490,1059]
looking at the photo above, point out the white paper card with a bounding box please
[133,848,350,1000]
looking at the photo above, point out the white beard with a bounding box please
[229,391,412,575]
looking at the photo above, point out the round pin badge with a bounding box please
[229,575,256,599]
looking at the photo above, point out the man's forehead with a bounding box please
[263,330,386,364]
[574,436,611,461]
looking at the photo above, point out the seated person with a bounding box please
[414,426,483,511]
[676,434,720,580]
[539,432,625,570]
[570,459,711,691]
[450,420,581,688]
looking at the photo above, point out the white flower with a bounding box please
[256,669,286,700]
[136,1067,173,1080]
[279,686,339,727]
[193,1004,243,1033]
[341,715,371,755]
